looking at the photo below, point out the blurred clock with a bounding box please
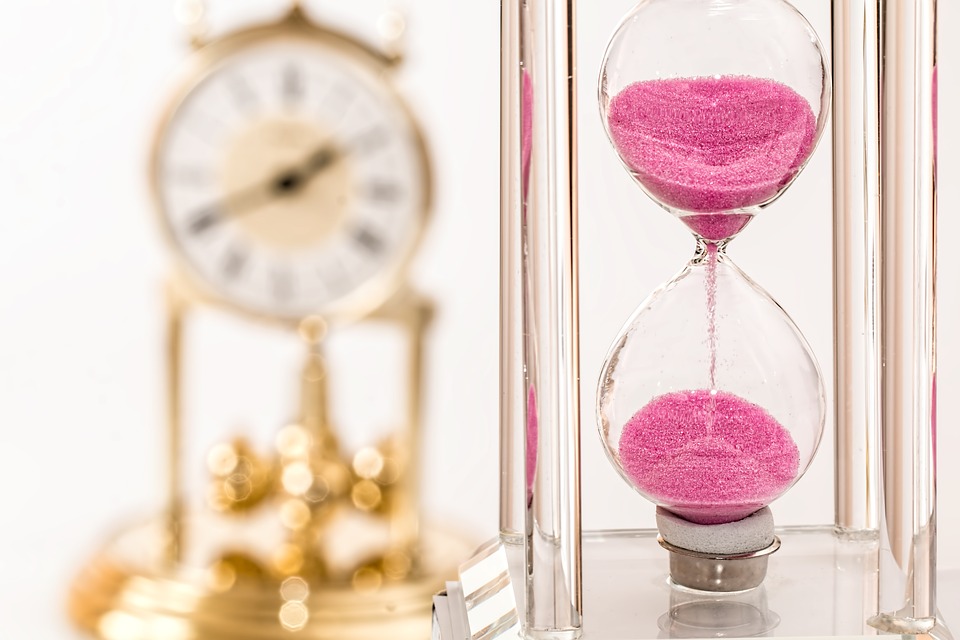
[68,6,471,640]
[152,9,430,321]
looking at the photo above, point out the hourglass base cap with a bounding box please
[656,507,774,555]
[659,535,781,593]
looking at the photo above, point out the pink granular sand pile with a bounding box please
[618,389,800,525]
[682,213,754,243]
[607,75,817,233]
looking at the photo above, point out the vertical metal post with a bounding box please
[831,0,882,536]
[870,0,940,632]
[395,300,433,552]
[164,282,186,567]
[503,0,583,635]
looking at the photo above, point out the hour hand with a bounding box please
[186,184,271,234]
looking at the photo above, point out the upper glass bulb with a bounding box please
[599,0,830,242]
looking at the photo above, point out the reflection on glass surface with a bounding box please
[658,583,779,638]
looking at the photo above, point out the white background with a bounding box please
[0,0,957,637]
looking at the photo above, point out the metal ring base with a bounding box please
[658,535,781,593]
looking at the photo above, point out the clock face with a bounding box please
[154,29,429,321]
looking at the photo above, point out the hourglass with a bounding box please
[432,0,953,636]
[596,0,830,592]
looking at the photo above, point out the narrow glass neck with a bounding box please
[692,238,729,264]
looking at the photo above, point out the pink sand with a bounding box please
[522,71,534,200]
[607,75,817,230]
[526,384,538,502]
[705,244,718,395]
[683,213,753,242]
[618,389,800,524]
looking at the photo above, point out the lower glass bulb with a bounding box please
[597,244,825,524]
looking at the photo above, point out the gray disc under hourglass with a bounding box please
[657,507,774,554]
[656,507,780,592]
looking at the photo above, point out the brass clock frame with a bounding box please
[68,281,473,640]
[68,7,469,640]
[149,4,434,327]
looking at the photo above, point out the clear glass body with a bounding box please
[599,0,830,240]
[873,0,939,628]
[598,244,826,524]
[596,0,829,526]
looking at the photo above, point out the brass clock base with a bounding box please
[69,515,473,640]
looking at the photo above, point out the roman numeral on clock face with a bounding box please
[229,75,258,110]
[350,127,388,155]
[364,180,402,203]
[272,269,294,301]
[187,206,222,235]
[222,246,248,279]
[282,64,304,104]
[353,227,384,253]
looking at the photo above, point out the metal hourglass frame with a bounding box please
[432,0,951,638]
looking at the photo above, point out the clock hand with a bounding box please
[187,145,344,234]
[271,144,341,194]
[186,182,274,234]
